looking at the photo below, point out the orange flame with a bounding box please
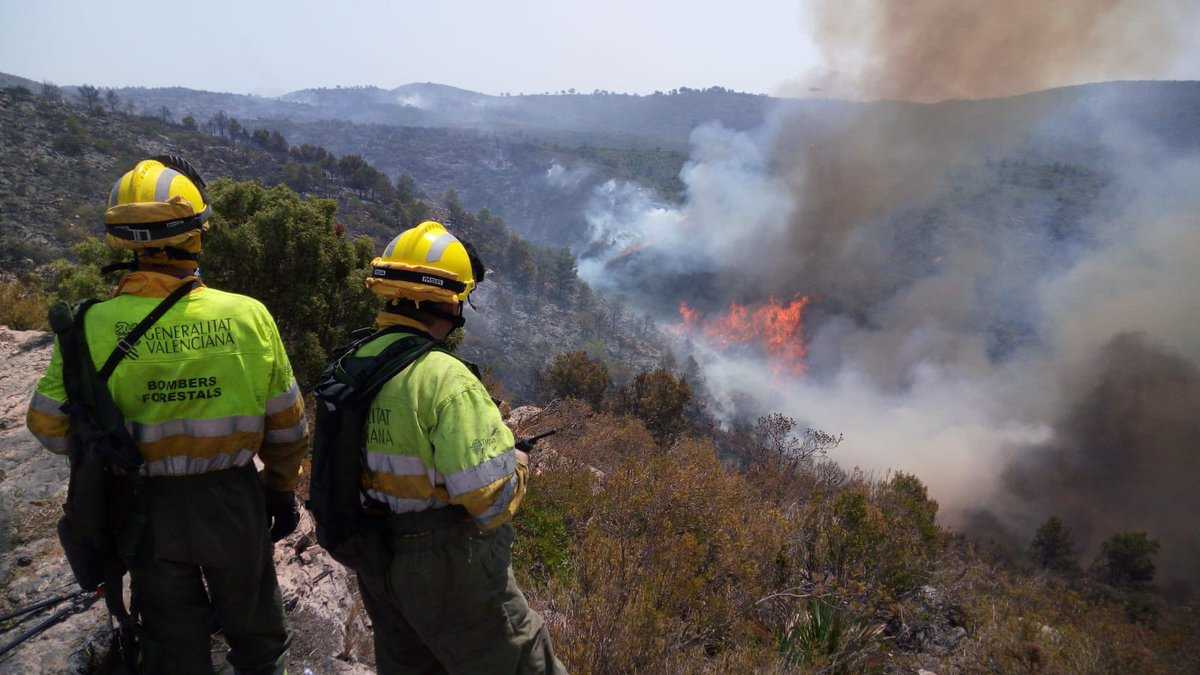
[678,297,810,376]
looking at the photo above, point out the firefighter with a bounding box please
[26,157,307,674]
[337,221,564,674]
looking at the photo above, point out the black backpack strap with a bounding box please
[314,330,437,410]
[355,335,438,400]
[98,279,196,381]
[49,300,101,408]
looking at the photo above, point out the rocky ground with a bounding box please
[0,327,108,672]
[0,326,376,673]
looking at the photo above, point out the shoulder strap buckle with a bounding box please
[114,338,139,360]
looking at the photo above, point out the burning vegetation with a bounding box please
[677,297,810,376]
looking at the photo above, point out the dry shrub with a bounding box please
[548,437,791,673]
[568,413,658,474]
[516,400,1197,672]
[875,537,1200,675]
[0,278,49,330]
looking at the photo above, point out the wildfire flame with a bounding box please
[678,297,810,376]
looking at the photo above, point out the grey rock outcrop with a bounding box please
[0,327,107,673]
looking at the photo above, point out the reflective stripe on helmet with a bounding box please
[154,168,183,202]
[425,232,459,263]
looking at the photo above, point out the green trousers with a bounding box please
[353,516,566,674]
[129,464,289,675]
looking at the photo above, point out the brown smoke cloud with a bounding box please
[1002,333,1200,583]
[807,0,1195,102]
[757,0,1197,322]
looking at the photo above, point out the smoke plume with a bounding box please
[804,0,1196,102]
[578,2,1200,582]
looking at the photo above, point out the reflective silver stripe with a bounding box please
[266,382,301,415]
[365,452,428,476]
[445,449,516,496]
[265,416,307,444]
[142,448,254,477]
[154,168,182,202]
[133,415,264,443]
[425,232,459,263]
[29,391,67,417]
[32,432,69,454]
[109,178,122,207]
[382,234,401,258]
[363,489,447,514]
[475,473,518,524]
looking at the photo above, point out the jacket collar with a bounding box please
[374,310,432,333]
[115,271,205,299]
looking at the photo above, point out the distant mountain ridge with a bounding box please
[6,71,1199,155]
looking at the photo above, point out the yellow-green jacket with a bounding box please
[353,329,526,530]
[26,271,307,491]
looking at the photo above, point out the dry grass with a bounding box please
[0,279,49,330]
[510,399,1200,674]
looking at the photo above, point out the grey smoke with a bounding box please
[576,91,1200,583]
[573,0,1200,582]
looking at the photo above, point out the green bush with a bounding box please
[1031,516,1079,573]
[52,116,88,156]
[778,599,882,673]
[1093,532,1160,588]
[611,367,692,441]
[202,179,379,386]
[44,237,126,306]
[542,351,610,407]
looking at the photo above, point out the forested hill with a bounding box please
[71,76,1200,256]
[0,87,665,400]
[244,118,686,248]
[93,81,773,151]
[0,72,773,150]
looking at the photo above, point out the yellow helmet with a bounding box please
[366,221,484,304]
[105,155,210,254]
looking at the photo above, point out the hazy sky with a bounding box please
[3,1,1196,99]
[0,0,823,96]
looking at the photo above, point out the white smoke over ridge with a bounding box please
[577,91,1200,581]
[545,162,593,191]
[578,123,794,293]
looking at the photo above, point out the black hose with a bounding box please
[0,592,97,659]
[0,590,83,625]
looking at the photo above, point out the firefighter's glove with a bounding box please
[264,489,299,543]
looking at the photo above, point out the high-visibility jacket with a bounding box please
[26,271,307,491]
[351,326,526,530]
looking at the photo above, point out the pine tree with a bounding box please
[1031,516,1078,573]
